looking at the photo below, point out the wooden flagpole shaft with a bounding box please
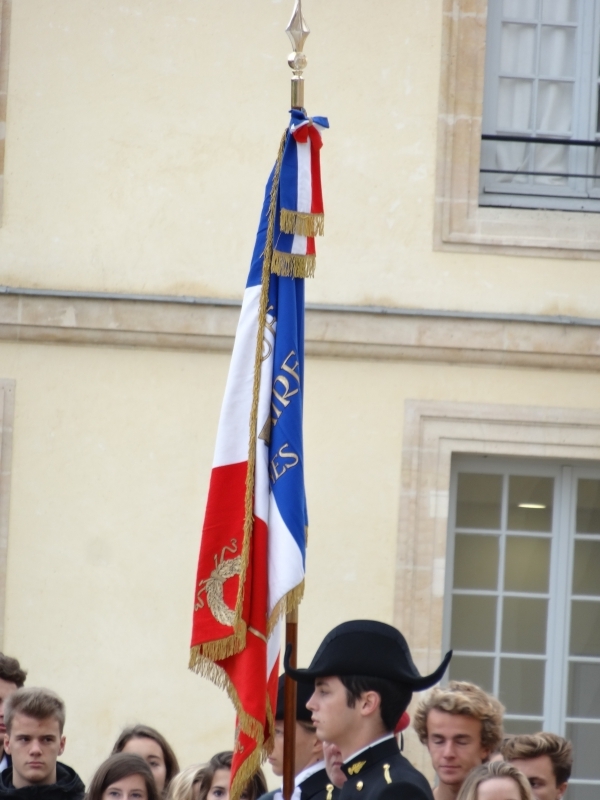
[283,608,298,800]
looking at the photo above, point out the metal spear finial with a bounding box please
[286,0,309,109]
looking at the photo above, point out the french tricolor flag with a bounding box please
[190,108,327,798]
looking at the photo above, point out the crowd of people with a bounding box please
[0,621,575,800]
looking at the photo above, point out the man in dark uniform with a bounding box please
[260,675,339,800]
[284,620,452,800]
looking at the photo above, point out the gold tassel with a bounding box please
[271,251,316,278]
[280,209,324,238]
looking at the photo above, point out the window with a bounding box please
[445,456,600,800]
[480,0,600,211]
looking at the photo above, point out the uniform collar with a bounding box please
[341,736,399,778]
[344,734,395,766]
[295,760,326,788]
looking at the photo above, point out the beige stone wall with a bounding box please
[1,339,600,781]
[0,0,598,315]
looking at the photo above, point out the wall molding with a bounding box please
[0,291,600,371]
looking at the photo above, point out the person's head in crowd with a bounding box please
[87,754,161,800]
[488,736,512,764]
[285,620,451,759]
[197,752,267,800]
[456,761,533,800]
[0,654,27,754]
[501,733,572,800]
[165,765,206,800]
[3,686,83,798]
[112,725,180,796]
[413,681,504,800]
[268,675,323,779]
[322,742,345,790]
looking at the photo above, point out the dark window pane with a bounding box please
[566,722,600,780]
[568,662,600,719]
[577,479,600,533]
[502,597,548,654]
[456,473,502,529]
[573,540,600,596]
[570,601,600,657]
[449,656,494,694]
[451,595,497,652]
[508,476,553,531]
[499,658,545,715]
[503,718,544,735]
[505,536,551,593]
[454,534,499,590]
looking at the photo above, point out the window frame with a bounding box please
[479,0,600,212]
[434,0,600,258]
[443,454,600,794]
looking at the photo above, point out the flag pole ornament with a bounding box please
[189,3,327,795]
[286,0,309,112]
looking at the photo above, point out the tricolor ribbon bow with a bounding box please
[272,109,329,278]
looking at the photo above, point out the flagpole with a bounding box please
[283,608,298,800]
[282,6,309,799]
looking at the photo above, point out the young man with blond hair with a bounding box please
[501,732,572,800]
[0,687,84,800]
[413,681,504,800]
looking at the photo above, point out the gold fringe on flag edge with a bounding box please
[271,251,316,279]
[188,656,276,800]
[280,209,324,238]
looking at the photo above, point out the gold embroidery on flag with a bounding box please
[194,540,242,627]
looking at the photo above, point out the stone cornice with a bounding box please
[0,290,599,370]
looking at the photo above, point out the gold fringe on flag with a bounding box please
[280,209,324,237]
[271,251,316,278]
[230,747,266,800]
[266,580,305,637]
[188,623,246,666]
[187,652,270,800]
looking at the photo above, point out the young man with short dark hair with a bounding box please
[0,654,27,773]
[285,619,452,800]
[0,687,84,800]
[501,732,572,800]
[413,681,504,800]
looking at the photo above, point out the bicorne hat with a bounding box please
[275,673,314,722]
[284,619,451,691]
